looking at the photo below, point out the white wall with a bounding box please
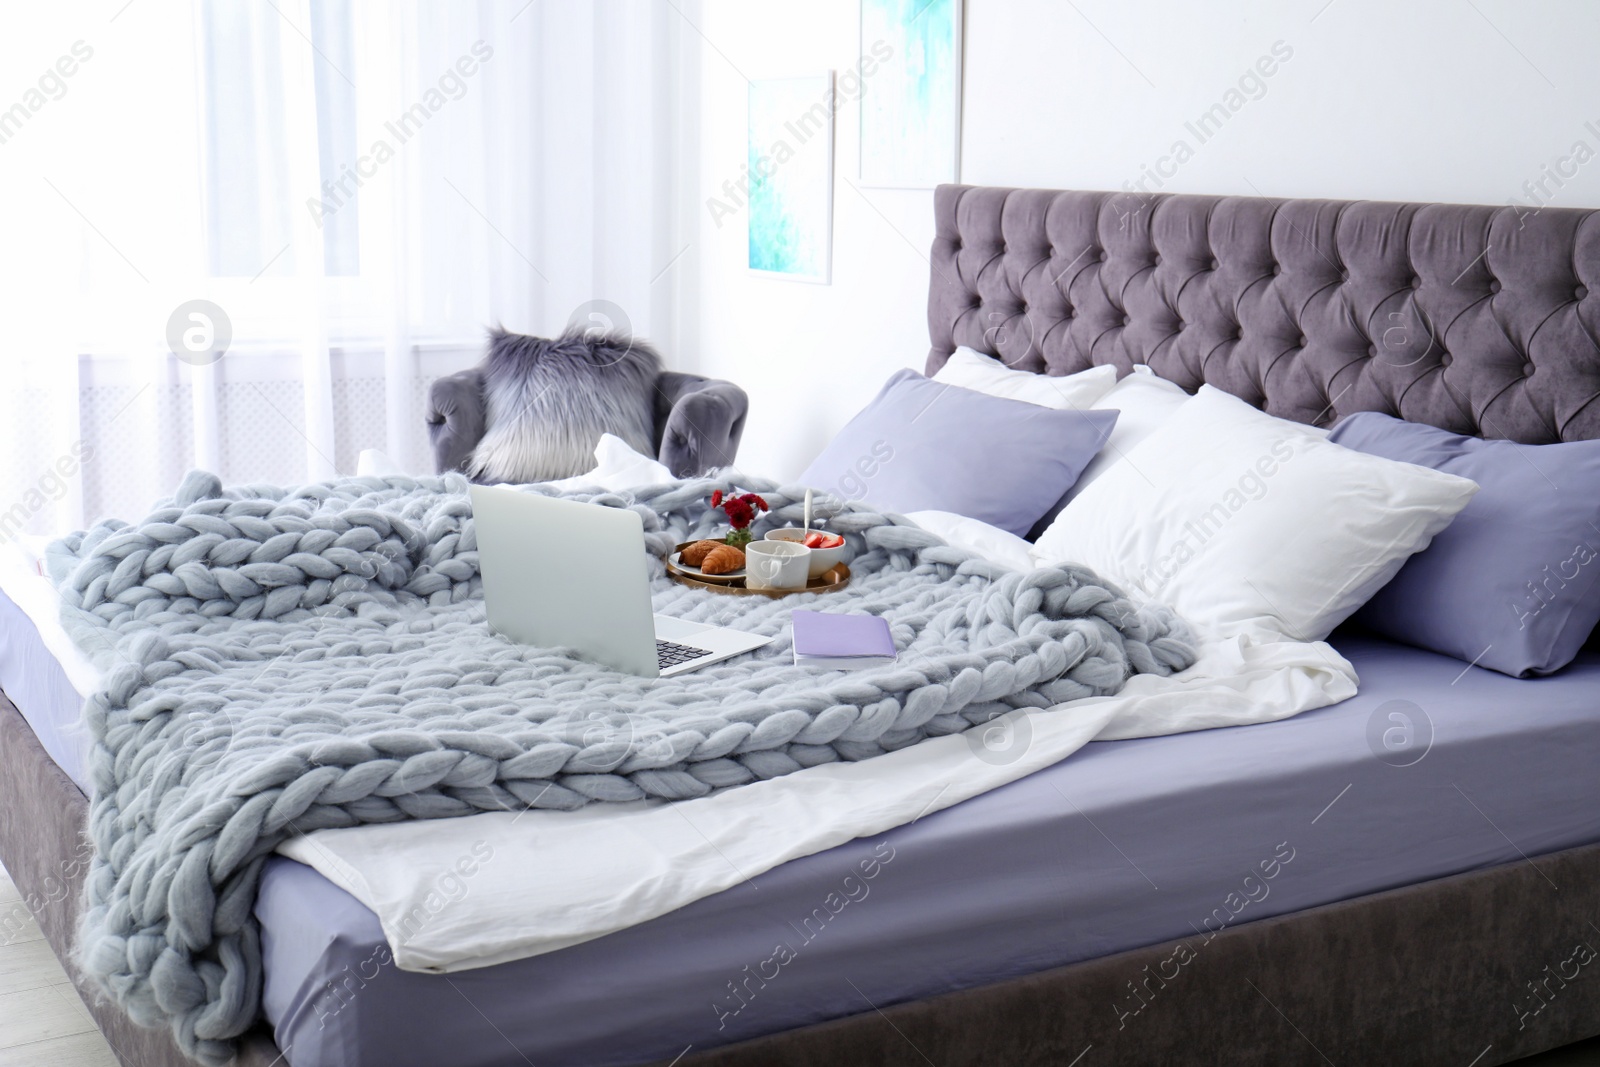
[679,0,1600,479]
[682,1,934,479]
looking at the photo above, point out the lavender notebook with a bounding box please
[791,610,896,668]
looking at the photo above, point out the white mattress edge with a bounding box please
[0,542,104,700]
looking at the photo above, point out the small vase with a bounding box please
[724,527,753,548]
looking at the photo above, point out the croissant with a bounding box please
[699,544,745,575]
[680,539,723,567]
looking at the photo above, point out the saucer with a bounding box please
[666,549,745,583]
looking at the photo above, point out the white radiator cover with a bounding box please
[6,346,477,540]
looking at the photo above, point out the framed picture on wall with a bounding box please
[859,0,962,188]
[747,72,834,285]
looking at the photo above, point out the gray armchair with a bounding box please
[427,364,749,481]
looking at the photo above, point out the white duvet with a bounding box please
[4,453,1359,977]
[281,626,1352,973]
[279,499,1357,974]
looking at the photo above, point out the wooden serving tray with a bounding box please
[665,542,850,598]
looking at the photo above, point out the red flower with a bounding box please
[709,487,769,531]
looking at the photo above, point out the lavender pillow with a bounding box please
[1329,412,1600,677]
[800,369,1118,538]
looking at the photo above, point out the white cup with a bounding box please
[744,540,809,591]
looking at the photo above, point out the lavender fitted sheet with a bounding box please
[252,631,1600,1067]
[7,578,1599,1066]
[6,576,1600,1066]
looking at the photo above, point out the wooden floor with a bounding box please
[0,862,1594,1067]
[0,863,115,1066]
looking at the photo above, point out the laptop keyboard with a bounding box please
[657,640,714,670]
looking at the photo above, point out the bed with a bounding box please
[3,183,1599,1067]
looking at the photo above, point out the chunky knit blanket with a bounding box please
[45,470,1195,1064]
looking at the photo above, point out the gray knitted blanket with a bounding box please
[46,470,1195,1064]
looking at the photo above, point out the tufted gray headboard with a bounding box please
[926,185,1600,443]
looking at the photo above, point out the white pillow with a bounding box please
[357,435,670,492]
[356,448,406,477]
[1062,365,1192,505]
[545,434,673,492]
[932,346,1117,410]
[906,510,1036,572]
[1031,386,1480,641]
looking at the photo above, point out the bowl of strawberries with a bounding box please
[764,527,846,579]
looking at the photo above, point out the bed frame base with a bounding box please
[670,839,1600,1067]
[0,695,278,1067]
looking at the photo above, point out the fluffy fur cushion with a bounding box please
[467,327,662,484]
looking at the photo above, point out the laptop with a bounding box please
[471,485,772,678]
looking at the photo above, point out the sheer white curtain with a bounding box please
[1,0,686,544]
